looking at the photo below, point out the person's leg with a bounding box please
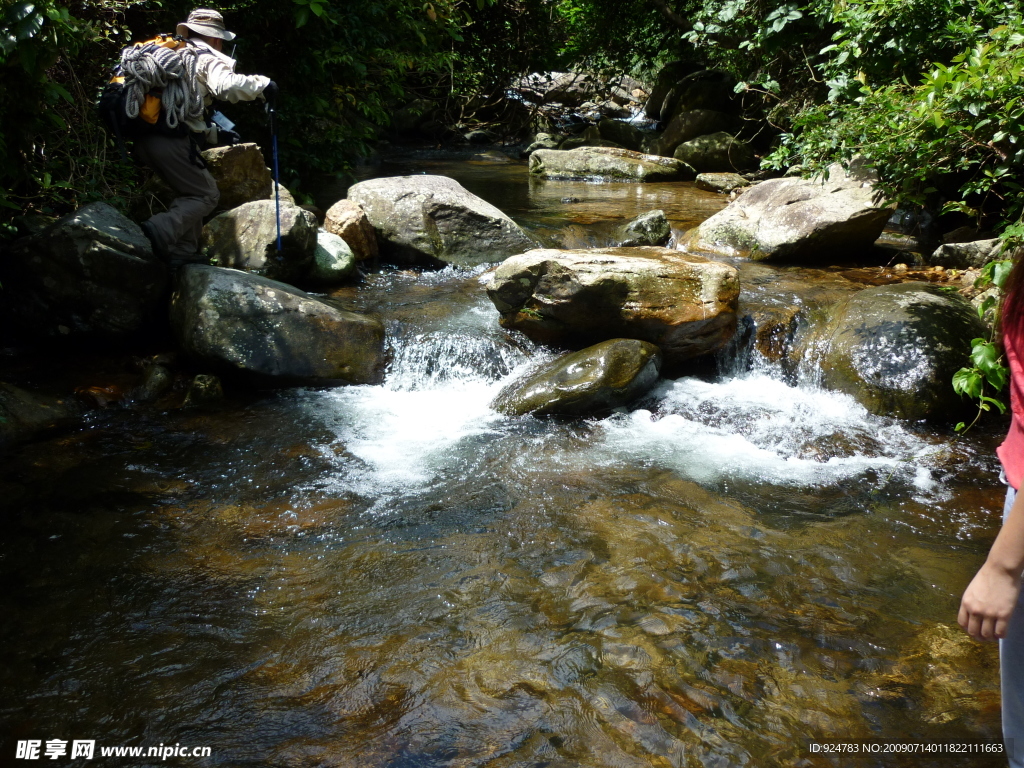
[134,134,220,261]
[1001,484,1023,766]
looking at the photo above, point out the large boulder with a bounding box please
[346,175,534,267]
[485,246,739,365]
[794,282,986,421]
[0,383,84,451]
[597,118,645,152]
[171,265,385,385]
[492,339,662,416]
[203,143,273,210]
[685,160,891,262]
[644,61,704,120]
[203,200,318,284]
[323,199,378,261]
[616,210,671,246]
[0,202,167,343]
[673,131,756,173]
[660,70,740,124]
[653,110,738,158]
[529,147,695,182]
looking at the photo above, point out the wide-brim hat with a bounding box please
[176,8,236,41]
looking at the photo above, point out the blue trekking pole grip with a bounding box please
[270,104,282,253]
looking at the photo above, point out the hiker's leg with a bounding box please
[134,134,220,260]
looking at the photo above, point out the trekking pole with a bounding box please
[269,102,282,252]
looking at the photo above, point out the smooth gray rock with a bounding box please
[673,131,756,173]
[617,210,671,246]
[309,232,357,284]
[686,160,891,261]
[654,110,737,157]
[794,282,985,420]
[0,202,167,342]
[529,147,695,182]
[696,172,750,193]
[171,265,385,385]
[485,246,739,365]
[0,382,83,450]
[203,200,318,284]
[492,339,662,416]
[927,239,1003,270]
[346,175,534,267]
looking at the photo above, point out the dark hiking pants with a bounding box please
[134,134,220,261]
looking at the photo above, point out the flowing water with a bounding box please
[0,152,1009,767]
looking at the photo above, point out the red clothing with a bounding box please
[999,317,1024,490]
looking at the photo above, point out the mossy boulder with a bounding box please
[203,200,318,284]
[492,339,662,416]
[653,110,738,157]
[794,282,986,421]
[171,265,385,386]
[616,209,671,246]
[672,131,756,173]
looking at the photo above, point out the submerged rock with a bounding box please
[686,160,891,262]
[673,131,756,173]
[486,246,739,365]
[171,265,385,385]
[795,282,985,420]
[0,202,167,343]
[0,382,84,451]
[616,209,671,246]
[203,200,318,284]
[529,147,695,182]
[308,232,357,284]
[346,175,534,267]
[324,199,379,261]
[493,339,662,417]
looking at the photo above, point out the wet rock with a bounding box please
[0,383,84,451]
[654,110,737,157]
[204,143,273,210]
[0,202,167,343]
[794,282,985,420]
[183,374,224,407]
[616,210,671,247]
[203,200,318,284]
[346,175,535,267]
[323,199,378,261]
[132,364,173,403]
[696,172,750,193]
[597,100,631,119]
[746,305,800,362]
[308,232,356,285]
[926,238,1006,270]
[673,131,756,173]
[597,119,644,152]
[529,147,695,182]
[171,265,385,385]
[486,246,739,365]
[686,160,891,262]
[492,339,662,416]
[522,132,563,156]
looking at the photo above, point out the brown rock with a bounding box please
[202,143,273,211]
[324,199,379,261]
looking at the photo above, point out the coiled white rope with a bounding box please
[121,43,204,129]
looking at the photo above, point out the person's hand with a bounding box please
[263,80,279,107]
[218,128,241,146]
[959,560,1022,640]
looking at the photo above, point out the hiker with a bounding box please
[959,254,1024,765]
[134,8,278,266]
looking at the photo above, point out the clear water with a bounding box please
[0,155,1007,767]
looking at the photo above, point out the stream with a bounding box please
[0,151,1010,767]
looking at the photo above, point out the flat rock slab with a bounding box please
[0,202,167,342]
[492,339,662,416]
[171,265,385,385]
[486,246,739,365]
[686,160,891,262]
[529,147,695,182]
[346,174,534,267]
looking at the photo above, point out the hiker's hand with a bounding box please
[218,129,241,146]
[263,80,279,107]
[959,560,1021,641]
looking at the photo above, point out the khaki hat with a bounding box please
[176,9,236,41]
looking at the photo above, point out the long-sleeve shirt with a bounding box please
[999,315,1024,490]
[185,39,270,141]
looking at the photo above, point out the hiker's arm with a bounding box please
[202,56,270,103]
[959,488,1024,640]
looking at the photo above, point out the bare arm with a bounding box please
[959,486,1024,640]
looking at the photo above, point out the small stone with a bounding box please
[308,232,356,285]
[183,374,224,407]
